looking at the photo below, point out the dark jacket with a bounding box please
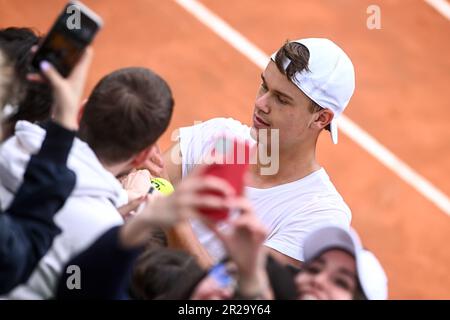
[56,226,142,300]
[0,121,76,293]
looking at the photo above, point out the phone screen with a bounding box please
[208,262,236,289]
[31,1,102,77]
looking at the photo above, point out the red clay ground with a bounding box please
[1,0,449,299]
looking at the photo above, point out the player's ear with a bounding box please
[312,109,334,130]
[132,144,157,167]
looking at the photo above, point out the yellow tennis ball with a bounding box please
[150,177,174,195]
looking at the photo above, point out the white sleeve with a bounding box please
[59,198,124,256]
[178,117,250,177]
[264,209,351,262]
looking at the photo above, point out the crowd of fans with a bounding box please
[0,26,387,300]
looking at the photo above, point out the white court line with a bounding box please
[339,117,450,216]
[425,0,450,20]
[174,0,450,216]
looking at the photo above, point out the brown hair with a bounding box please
[0,49,14,110]
[274,41,329,130]
[78,67,174,164]
[353,284,367,300]
[130,248,206,300]
[0,27,52,139]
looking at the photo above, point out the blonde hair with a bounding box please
[0,50,10,108]
[0,49,17,140]
[0,49,18,110]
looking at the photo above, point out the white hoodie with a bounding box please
[0,121,127,299]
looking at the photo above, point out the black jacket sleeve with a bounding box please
[56,226,143,300]
[0,121,76,294]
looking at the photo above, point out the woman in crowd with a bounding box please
[293,225,388,300]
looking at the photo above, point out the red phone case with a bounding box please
[199,137,250,222]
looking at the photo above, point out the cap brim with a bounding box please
[356,251,388,300]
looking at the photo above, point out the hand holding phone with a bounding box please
[35,47,93,130]
[31,1,102,78]
[198,136,251,222]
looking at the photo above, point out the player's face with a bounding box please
[295,249,357,300]
[250,61,317,149]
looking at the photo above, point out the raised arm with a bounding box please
[0,48,93,293]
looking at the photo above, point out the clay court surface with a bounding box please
[1,0,449,299]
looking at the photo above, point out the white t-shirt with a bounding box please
[179,117,351,262]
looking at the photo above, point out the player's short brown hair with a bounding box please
[78,67,174,164]
[274,41,329,130]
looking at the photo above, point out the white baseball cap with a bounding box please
[270,38,355,144]
[303,225,388,300]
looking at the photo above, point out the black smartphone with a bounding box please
[31,1,103,77]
